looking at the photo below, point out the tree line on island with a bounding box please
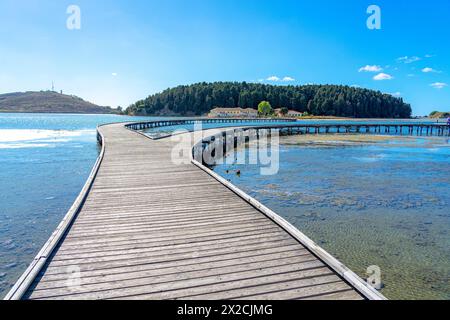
[126,82,412,118]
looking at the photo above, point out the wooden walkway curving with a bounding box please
[8,122,384,300]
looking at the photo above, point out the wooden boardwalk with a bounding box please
[6,122,384,300]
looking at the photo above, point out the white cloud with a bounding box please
[425,54,436,58]
[359,65,383,72]
[397,56,421,64]
[265,76,296,82]
[430,82,448,89]
[112,73,118,76]
[390,92,402,97]
[266,76,280,81]
[422,67,441,73]
[373,73,393,81]
[282,76,295,82]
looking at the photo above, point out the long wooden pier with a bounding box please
[6,120,387,300]
[126,119,450,137]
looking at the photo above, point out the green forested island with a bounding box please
[126,82,412,118]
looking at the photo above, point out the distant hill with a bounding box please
[0,91,118,114]
[429,111,450,118]
[126,82,412,118]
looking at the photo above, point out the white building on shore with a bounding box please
[274,108,305,117]
[208,107,258,118]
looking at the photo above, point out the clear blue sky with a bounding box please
[0,0,449,115]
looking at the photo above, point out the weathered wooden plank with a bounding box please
[55,223,279,248]
[33,249,305,283]
[181,274,341,300]
[69,211,261,232]
[39,246,304,277]
[30,258,324,299]
[31,261,327,300]
[32,254,317,291]
[72,208,258,227]
[39,241,300,270]
[50,234,292,263]
[63,217,272,239]
[54,229,286,256]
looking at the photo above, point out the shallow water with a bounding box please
[213,134,450,300]
[0,113,154,298]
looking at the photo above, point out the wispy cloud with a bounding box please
[111,72,118,76]
[422,67,441,73]
[373,73,393,81]
[425,54,436,58]
[358,65,383,72]
[430,82,448,89]
[390,92,402,97]
[397,56,421,64]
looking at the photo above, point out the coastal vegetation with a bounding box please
[126,82,412,118]
[0,91,118,114]
[429,111,450,118]
[257,101,274,116]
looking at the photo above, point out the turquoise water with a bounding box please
[0,113,155,298]
[213,135,450,300]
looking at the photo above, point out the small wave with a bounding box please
[0,129,96,143]
[0,143,51,149]
[352,153,388,162]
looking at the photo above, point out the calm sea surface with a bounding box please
[213,133,450,300]
[0,114,448,299]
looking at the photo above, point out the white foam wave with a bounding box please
[0,129,96,143]
[0,143,51,149]
[0,129,96,149]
